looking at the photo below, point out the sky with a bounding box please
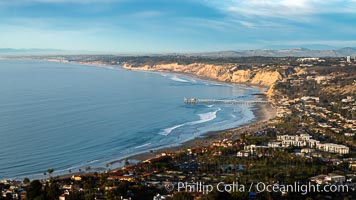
[0,0,356,53]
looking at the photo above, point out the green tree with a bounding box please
[23,177,30,185]
[84,193,95,200]
[85,166,91,172]
[4,193,13,200]
[47,168,54,176]
[44,181,61,200]
[26,180,43,200]
[66,191,85,200]
[124,158,130,166]
[172,192,194,200]
[205,190,233,200]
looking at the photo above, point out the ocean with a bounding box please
[0,59,258,180]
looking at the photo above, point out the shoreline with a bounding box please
[122,65,271,93]
[66,61,277,177]
[79,62,277,173]
[117,65,276,162]
[45,100,275,181]
[127,95,275,162]
[1,59,276,180]
[103,63,276,163]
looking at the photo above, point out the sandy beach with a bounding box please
[17,59,277,177]
[63,61,277,169]
[127,95,276,162]
[119,67,277,163]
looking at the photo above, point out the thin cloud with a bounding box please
[131,10,165,18]
[0,0,121,6]
[259,39,356,47]
[237,20,255,28]
[202,0,356,20]
[179,17,241,32]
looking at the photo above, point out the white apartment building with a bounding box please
[277,133,312,147]
[346,56,351,63]
[307,139,320,148]
[276,134,349,154]
[316,143,349,154]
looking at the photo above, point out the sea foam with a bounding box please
[134,143,152,149]
[170,75,190,83]
[159,108,221,136]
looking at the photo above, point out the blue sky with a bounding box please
[0,0,356,53]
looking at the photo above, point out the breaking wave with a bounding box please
[134,143,152,149]
[159,108,221,136]
[170,75,190,83]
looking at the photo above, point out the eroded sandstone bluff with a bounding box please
[123,63,294,97]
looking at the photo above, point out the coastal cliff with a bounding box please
[123,63,285,97]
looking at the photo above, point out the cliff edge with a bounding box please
[123,63,288,98]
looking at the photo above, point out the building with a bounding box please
[297,58,322,63]
[277,133,312,141]
[301,148,315,154]
[276,134,349,154]
[341,96,354,103]
[282,139,306,147]
[301,96,320,103]
[349,162,356,171]
[71,175,82,181]
[244,144,268,151]
[346,56,351,63]
[310,174,346,184]
[268,141,282,148]
[277,134,312,147]
[237,150,251,157]
[314,75,332,84]
[307,139,320,148]
[153,194,173,200]
[310,174,328,184]
[59,194,66,200]
[316,143,349,154]
[345,133,355,137]
[327,174,346,183]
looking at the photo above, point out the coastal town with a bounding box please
[1,55,355,200]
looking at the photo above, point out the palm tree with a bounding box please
[47,168,54,175]
[124,158,130,166]
[23,177,30,185]
[47,168,54,179]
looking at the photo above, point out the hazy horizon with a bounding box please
[1,46,356,56]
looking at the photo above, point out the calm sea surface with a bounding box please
[0,59,258,179]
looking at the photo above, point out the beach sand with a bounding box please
[54,91,276,179]
[127,94,276,162]
[40,60,277,174]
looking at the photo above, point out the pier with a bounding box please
[184,98,270,105]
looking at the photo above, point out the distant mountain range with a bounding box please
[0,48,69,55]
[190,47,356,57]
[262,44,338,50]
[0,48,97,56]
[1,47,356,57]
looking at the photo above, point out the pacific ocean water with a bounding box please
[0,59,258,180]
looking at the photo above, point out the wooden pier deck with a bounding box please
[184,98,269,105]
